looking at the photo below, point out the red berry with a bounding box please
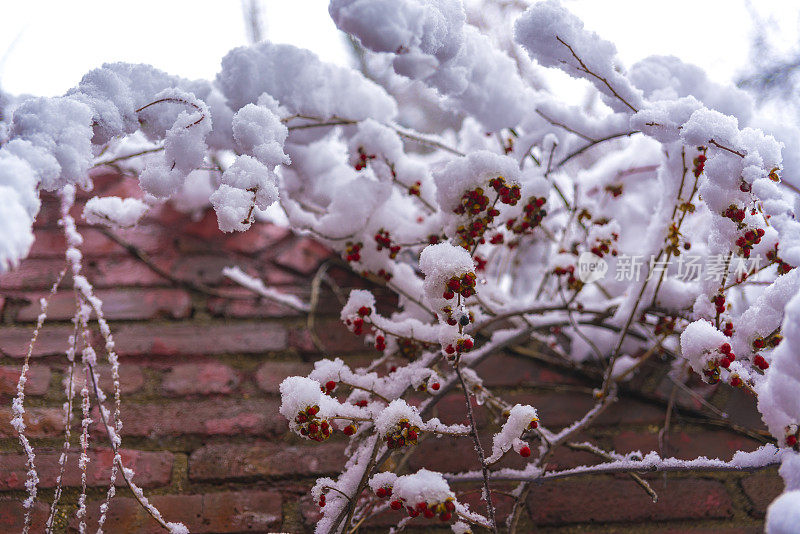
[325,380,336,391]
[376,487,387,498]
[730,376,742,387]
[519,445,531,457]
[440,511,452,522]
[424,508,435,518]
[445,345,455,354]
[719,357,731,369]
[443,290,455,300]
[431,382,440,391]
[445,501,456,512]
[720,343,731,354]
[390,500,403,510]
[787,435,798,447]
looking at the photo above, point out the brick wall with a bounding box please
[0,172,782,533]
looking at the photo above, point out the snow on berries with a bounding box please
[375,399,423,449]
[680,320,730,383]
[486,404,539,464]
[419,242,476,314]
[279,376,338,442]
[388,469,458,522]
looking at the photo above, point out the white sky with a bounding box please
[0,0,798,97]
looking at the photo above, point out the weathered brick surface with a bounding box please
[189,441,347,481]
[73,490,282,534]
[527,478,734,524]
[741,470,784,518]
[0,365,51,396]
[0,449,172,490]
[162,362,240,395]
[0,175,781,532]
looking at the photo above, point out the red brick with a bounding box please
[0,448,172,490]
[255,360,314,393]
[0,365,50,396]
[162,362,240,395]
[69,363,145,396]
[75,490,282,534]
[14,288,191,322]
[189,441,346,481]
[474,353,585,388]
[27,226,163,259]
[611,429,763,463]
[111,322,287,356]
[223,223,291,254]
[289,319,367,354]
[274,237,331,275]
[207,287,306,318]
[0,325,75,357]
[0,500,49,531]
[527,478,733,524]
[96,398,285,437]
[171,255,250,285]
[0,259,68,290]
[0,407,66,438]
[741,471,783,518]
[81,256,176,288]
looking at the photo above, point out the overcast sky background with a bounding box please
[1,0,798,97]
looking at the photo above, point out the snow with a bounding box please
[83,196,148,228]
[766,491,800,534]
[486,404,538,464]
[392,468,454,506]
[217,41,396,123]
[514,0,643,113]
[374,399,424,437]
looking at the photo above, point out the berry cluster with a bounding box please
[344,305,372,336]
[385,419,420,449]
[734,228,764,258]
[443,337,474,360]
[455,187,490,216]
[488,176,521,205]
[344,241,362,262]
[702,342,736,384]
[723,204,746,224]
[295,405,332,442]
[752,333,782,353]
[455,217,495,249]
[589,234,618,258]
[416,380,441,392]
[712,294,727,315]
[653,315,677,335]
[375,334,386,351]
[452,177,521,249]
[390,498,456,522]
[722,320,734,337]
[374,229,401,258]
[442,306,474,327]
[766,246,793,275]
[342,422,358,436]
[506,196,547,234]
[553,265,582,291]
[375,485,393,499]
[442,272,477,300]
[692,151,707,178]
[354,147,376,171]
[785,425,799,449]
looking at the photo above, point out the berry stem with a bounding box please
[454,360,498,533]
